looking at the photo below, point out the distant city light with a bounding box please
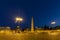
[51,21,56,24]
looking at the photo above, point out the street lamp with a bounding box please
[50,21,56,29]
[51,21,56,25]
[15,17,23,33]
[49,21,56,30]
[16,17,23,23]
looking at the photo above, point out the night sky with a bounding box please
[0,0,60,28]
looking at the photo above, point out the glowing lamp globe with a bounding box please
[51,21,56,24]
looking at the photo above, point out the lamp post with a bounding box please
[15,17,23,33]
[50,21,56,29]
[51,21,56,26]
[16,17,23,23]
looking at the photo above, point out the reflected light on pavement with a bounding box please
[48,32,58,35]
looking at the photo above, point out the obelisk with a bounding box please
[31,17,34,32]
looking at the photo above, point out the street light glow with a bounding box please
[16,17,23,21]
[51,21,56,24]
[16,17,23,23]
